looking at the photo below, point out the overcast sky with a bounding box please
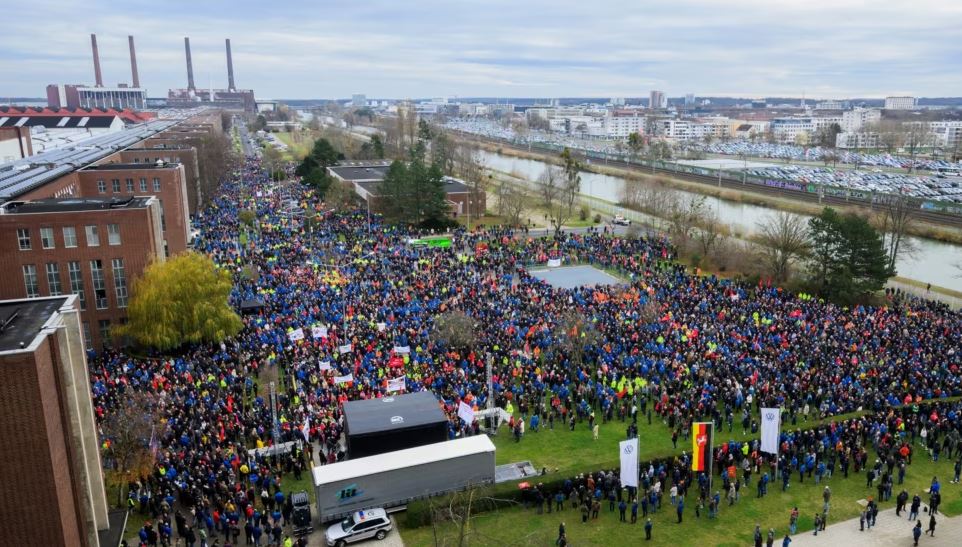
[4,0,961,101]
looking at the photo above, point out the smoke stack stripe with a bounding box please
[128,35,140,88]
[90,34,104,87]
[184,37,196,91]
[226,38,236,92]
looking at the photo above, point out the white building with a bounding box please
[815,100,846,110]
[929,121,962,149]
[352,94,367,107]
[836,132,880,149]
[649,90,667,109]
[770,117,815,144]
[884,96,917,110]
[603,113,645,138]
[840,107,881,133]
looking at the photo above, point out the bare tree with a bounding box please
[323,180,356,211]
[501,184,529,227]
[100,391,167,506]
[695,206,723,259]
[666,194,708,250]
[755,212,810,282]
[538,165,576,234]
[874,192,918,273]
[431,310,478,350]
[903,122,933,172]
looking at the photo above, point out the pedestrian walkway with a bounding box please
[788,505,960,546]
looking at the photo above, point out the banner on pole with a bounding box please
[387,377,405,393]
[458,401,475,424]
[619,438,639,487]
[761,408,781,455]
[339,343,353,354]
[334,373,354,385]
[319,361,332,372]
[377,322,386,332]
[287,328,305,342]
[691,422,714,473]
[393,345,411,355]
[311,325,328,338]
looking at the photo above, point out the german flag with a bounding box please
[691,422,714,473]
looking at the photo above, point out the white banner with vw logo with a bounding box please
[619,438,639,487]
[761,407,781,455]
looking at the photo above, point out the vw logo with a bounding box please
[765,412,775,420]
[391,416,404,424]
[623,445,634,455]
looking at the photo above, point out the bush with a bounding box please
[593,213,601,224]
[579,205,589,221]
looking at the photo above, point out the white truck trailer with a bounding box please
[312,436,496,523]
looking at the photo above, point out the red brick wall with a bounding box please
[76,166,189,254]
[0,339,85,547]
[117,148,201,214]
[17,171,80,201]
[0,206,162,349]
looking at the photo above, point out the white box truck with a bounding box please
[312,436,496,523]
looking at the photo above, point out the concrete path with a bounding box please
[788,504,959,546]
[304,517,404,547]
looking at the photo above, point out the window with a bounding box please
[152,177,161,191]
[85,225,99,246]
[17,228,31,250]
[140,177,147,192]
[22,265,39,297]
[90,260,108,309]
[68,261,85,310]
[82,322,93,348]
[107,223,121,246]
[97,179,106,193]
[98,319,111,346]
[112,258,128,308]
[111,179,121,193]
[125,178,134,192]
[40,227,55,249]
[63,226,77,248]
[46,263,62,296]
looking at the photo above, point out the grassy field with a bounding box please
[401,415,962,546]
[275,131,314,161]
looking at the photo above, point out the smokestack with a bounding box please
[128,35,140,88]
[90,34,104,87]
[184,37,196,91]
[225,38,236,92]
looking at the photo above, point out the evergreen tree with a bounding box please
[806,207,893,302]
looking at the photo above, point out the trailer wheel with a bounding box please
[376,530,387,540]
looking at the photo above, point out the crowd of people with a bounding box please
[95,151,962,546]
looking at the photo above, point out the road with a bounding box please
[237,120,256,157]
[788,503,960,547]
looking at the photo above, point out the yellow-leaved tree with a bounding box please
[116,252,242,350]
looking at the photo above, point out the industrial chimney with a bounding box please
[225,38,236,92]
[90,34,104,87]
[128,35,140,88]
[184,37,196,91]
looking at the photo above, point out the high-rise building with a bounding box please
[684,94,695,106]
[649,90,667,109]
[0,294,119,546]
[352,94,367,107]
[884,96,917,110]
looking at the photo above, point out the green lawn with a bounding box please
[402,434,962,546]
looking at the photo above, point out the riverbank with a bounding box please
[460,136,962,246]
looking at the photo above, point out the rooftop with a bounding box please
[0,119,178,199]
[83,162,179,171]
[355,175,472,196]
[0,296,68,353]
[0,116,119,129]
[1,196,153,214]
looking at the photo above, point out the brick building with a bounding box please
[0,196,165,349]
[0,294,122,547]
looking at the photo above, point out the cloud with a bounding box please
[1,0,960,99]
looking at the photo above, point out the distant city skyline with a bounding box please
[2,0,961,100]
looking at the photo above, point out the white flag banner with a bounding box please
[377,322,386,332]
[334,373,354,385]
[547,258,562,268]
[761,407,781,455]
[302,416,310,443]
[393,345,411,355]
[287,328,305,342]
[458,401,475,424]
[619,438,639,487]
[387,377,405,393]
[339,343,353,354]
[311,325,328,338]
[319,361,332,372]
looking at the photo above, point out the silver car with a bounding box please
[326,508,393,547]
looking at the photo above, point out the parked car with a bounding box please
[611,215,631,226]
[326,508,393,546]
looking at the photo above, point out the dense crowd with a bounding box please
[94,153,962,546]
